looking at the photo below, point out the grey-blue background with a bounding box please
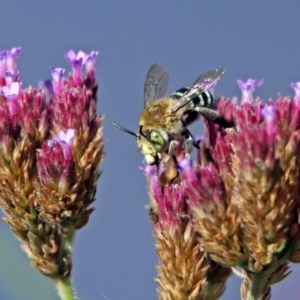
[0,1,299,299]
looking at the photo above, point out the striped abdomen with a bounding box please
[169,87,216,108]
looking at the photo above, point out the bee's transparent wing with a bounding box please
[144,64,170,106]
[171,68,225,113]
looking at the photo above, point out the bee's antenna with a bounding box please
[111,121,138,138]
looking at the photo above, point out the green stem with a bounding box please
[55,277,77,300]
[245,273,268,300]
[204,282,215,300]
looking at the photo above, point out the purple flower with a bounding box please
[64,50,88,85]
[177,158,193,171]
[0,51,7,73]
[139,164,158,177]
[6,47,21,72]
[261,105,276,122]
[53,129,75,145]
[50,67,65,82]
[3,71,19,87]
[39,79,54,96]
[237,78,264,103]
[150,177,187,228]
[1,82,21,101]
[261,105,277,145]
[86,51,99,66]
[64,50,87,69]
[50,67,65,97]
[9,47,21,60]
[85,51,99,82]
[291,82,300,102]
[0,50,7,60]
[38,136,75,191]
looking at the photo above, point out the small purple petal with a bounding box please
[64,50,87,69]
[139,164,158,177]
[86,51,99,65]
[39,79,54,95]
[261,105,276,122]
[0,51,7,61]
[47,139,55,147]
[291,82,300,96]
[237,78,264,93]
[54,129,75,145]
[3,71,19,86]
[1,82,21,100]
[50,67,65,82]
[177,158,193,171]
[10,47,21,60]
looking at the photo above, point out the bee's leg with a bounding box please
[196,107,234,128]
[181,129,195,158]
[159,140,178,168]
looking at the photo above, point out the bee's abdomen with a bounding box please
[193,91,215,108]
[169,88,189,99]
[170,88,215,108]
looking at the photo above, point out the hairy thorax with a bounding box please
[139,98,185,136]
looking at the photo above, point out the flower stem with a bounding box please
[245,273,269,300]
[56,277,77,300]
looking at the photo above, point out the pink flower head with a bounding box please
[0,80,21,129]
[17,86,52,137]
[182,163,227,218]
[237,78,264,103]
[150,177,187,231]
[38,130,75,191]
[54,82,97,130]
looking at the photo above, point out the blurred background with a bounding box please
[0,1,300,299]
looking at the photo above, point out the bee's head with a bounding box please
[111,121,167,165]
[136,126,168,164]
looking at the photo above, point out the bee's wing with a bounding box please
[144,64,170,106]
[171,68,225,113]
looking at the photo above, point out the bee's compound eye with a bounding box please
[150,130,166,152]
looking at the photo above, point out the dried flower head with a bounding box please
[181,85,300,299]
[143,166,231,300]
[143,75,300,299]
[0,48,104,282]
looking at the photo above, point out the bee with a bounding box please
[112,64,231,167]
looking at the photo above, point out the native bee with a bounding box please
[112,64,230,167]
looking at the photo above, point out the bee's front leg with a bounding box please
[185,135,194,158]
[181,129,195,158]
[159,140,179,168]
